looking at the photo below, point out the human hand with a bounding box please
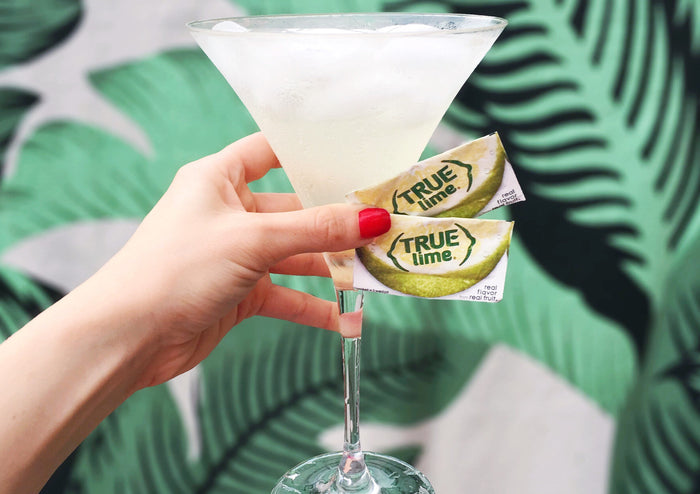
[0,133,390,492]
[86,133,390,389]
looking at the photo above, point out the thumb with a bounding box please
[256,205,391,263]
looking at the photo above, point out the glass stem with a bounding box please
[335,289,375,492]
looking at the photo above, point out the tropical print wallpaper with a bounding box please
[0,0,697,492]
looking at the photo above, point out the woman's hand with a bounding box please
[0,133,390,493]
[89,132,390,389]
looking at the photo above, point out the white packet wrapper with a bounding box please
[352,215,513,302]
[347,132,523,301]
[346,132,525,218]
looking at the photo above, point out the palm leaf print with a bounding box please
[232,0,388,14]
[611,230,700,493]
[0,0,81,70]
[0,49,259,252]
[1,1,694,492]
[0,88,37,176]
[88,49,259,192]
[66,318,488,493]
[363,230,636,416]
[67,378,186,493]
[392,0,700,355]
[0,267,62,339]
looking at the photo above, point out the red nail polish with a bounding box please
[358,208,391,238]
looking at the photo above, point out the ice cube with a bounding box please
[213,20,247,32]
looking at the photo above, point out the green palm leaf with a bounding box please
[68,379,190,493]
[0,0,81,70]
[610,229,700,493]
[0,266,61,339]
[0,48,258,252]
[195,323,486,492]
[263,204,635,414]
[0,88,37,175]
[88,49,258,193]
[363,230,636,416]
[67,318,488,493]
[395,0,700,352]
[0,122,151,251]
[266,215,634,416]
[231,0,387,15]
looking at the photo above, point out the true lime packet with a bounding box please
[347,133,523,301]
[354,215,513,301]
[346,132,525,218]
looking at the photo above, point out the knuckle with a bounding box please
[227,162,246,186]
[312,207,347,244]
[288,297,310,322]
[173,161,204,186]
[173,163,194,181]
[322,306,338,332]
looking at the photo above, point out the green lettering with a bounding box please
[442,160,473,191]
[437,165,456,183]
[423,174,443,191]
[424,252,441,264]
[429,190,448,205]
[410,181,429,199]
[428,231,445,249]
[415,235,429,252]
[445,229,459,247]
[396,190,415,204]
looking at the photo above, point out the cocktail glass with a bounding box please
[188,13,506,493]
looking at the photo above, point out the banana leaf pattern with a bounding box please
[0,0,697,492]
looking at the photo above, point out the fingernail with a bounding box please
[358,208,391,238]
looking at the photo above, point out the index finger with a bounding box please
[217,132,281,183]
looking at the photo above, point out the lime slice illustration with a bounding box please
[347,132,507,218]
[358,215,513,297]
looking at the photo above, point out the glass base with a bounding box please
[271,451,434,494]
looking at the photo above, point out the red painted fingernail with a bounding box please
[358,208,391,238]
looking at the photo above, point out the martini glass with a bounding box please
[188,13,505,493]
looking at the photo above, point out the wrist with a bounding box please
[0,268,159,491]
[69,265,161,394]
